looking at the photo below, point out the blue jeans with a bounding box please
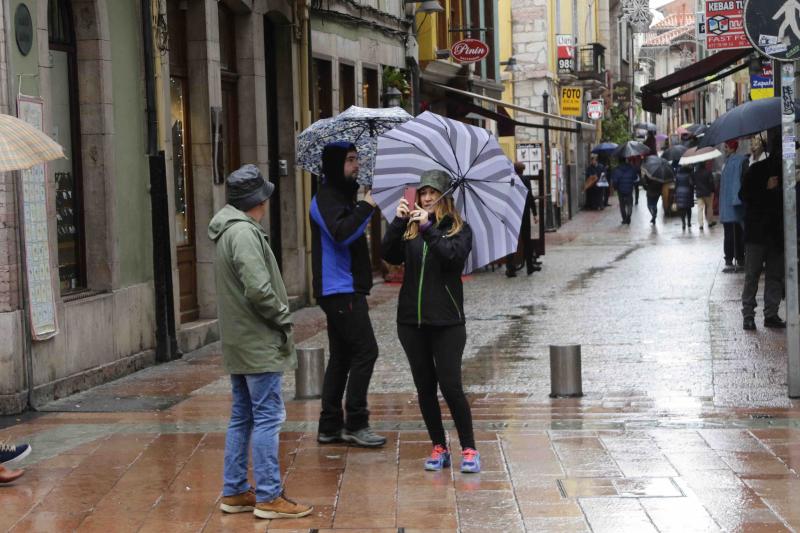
[223,372,285,502]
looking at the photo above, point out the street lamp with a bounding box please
[500,57,520,73]
[404,0,444,14]
[383,86,403,108]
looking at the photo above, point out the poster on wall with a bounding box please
[17,96,58,341]
[515,142,543,176]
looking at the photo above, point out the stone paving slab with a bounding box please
[2,199,800,532]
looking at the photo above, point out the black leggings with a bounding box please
[397,323,474,450]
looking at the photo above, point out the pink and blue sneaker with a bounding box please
[424,444,451,471]
[460,448,481,473]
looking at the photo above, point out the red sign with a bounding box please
[706,0,750,50]
[450,39,490,63]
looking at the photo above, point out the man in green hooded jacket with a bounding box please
[208,164,311,520]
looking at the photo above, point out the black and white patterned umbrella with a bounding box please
[372,111,527,273]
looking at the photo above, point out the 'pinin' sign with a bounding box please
[450,39,490,63]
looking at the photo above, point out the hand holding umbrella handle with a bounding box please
[363,187,377,207]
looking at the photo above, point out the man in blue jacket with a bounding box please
[610,156,639,224]
[310,141,386,448]
[719,140,748,272]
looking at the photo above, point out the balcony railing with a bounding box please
[577,43,606,84]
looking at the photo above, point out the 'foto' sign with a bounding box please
[450,39,490,63]
[560,86,583,117]
[706,0,750,50]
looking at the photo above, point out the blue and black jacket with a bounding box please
[310,142,375,299]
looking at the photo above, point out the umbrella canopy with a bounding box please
[699,97,800,148]
[686,123,708,137]
[676,126,691,136]
[0,114,64,171]
[591,142,618,154]
[634,122,657,133]
[641,155,675,183]
[296,105,412,184]
[661,144,688,163]
[613,140,650,159]
[372,111,528,273]
[679,146,722,166]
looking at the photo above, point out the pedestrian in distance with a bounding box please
[0,441,31,483]
[719,140,748,272]
[674,164,695,230]
[381,169,480,474]
[740,133,786,331]
[585,153,605,210]
[610,156,639,225]
[310,141,386,448]
[644,169,662,225]
[505,162,540,278]
[208,164,312,520]
[692,161,717,230]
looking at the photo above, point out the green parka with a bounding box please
[208,204,296,374]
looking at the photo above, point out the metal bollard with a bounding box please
[549,344,583,398]
[295,347,325,400]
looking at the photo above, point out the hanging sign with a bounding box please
[696,11,706,42]
[750,58,774,100]
[450,39,490,63]
[705,0,749,50]
[556,35,576,74]
[744,0,800,61]
[587,100,604,120]
[560,86,583,117]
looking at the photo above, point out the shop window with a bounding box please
[314,58,333,120]
[339,63,355,111]
[48,0,85,293]
[362,67,379,107]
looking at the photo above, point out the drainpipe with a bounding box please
[298,0,314,302]
[141,0,179,362]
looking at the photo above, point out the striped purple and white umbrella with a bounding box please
[372,111,527,273]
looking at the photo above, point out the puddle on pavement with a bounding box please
[565,244,644,292]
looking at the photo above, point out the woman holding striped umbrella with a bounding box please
[381,169,480,474]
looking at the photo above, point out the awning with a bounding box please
[640,48,752,113]
[433,83,596,130]
[454,101,580,135]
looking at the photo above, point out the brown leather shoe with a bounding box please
[254,491,313,519]
[0,465,24,483]
[219,488,256,513]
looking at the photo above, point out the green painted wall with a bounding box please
[108,0,153,285]
[10,0,40,97]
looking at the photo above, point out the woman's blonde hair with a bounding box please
[403,190,464,240]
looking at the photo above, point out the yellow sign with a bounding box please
[560,86,583,116]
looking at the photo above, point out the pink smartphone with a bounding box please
[403,186,416,206]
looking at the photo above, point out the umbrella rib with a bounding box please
[429,113,465,179]
[380,133,460,178]
[461,180,516,233]
[462,137,493,181]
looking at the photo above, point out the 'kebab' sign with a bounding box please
[706,1,750,50]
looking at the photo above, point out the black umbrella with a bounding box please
[699,98,800,147]
[661,145,688,163]
[686,124,708,137]
[613,140,650,158]
[642,155,674,183]
[634,122,657,133]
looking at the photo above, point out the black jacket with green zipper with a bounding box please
[381,214,472,326]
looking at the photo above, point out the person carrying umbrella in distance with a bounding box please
[719,140,748,273]
[380,169,480,473]
[610,155,640,224]
[310,141,386,449]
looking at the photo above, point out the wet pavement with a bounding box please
[2,199,800,532]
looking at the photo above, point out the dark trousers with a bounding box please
[506,206,534,272]
[318,293,379,434]
[601,186,610,206]
[397,323,475,450]
[742,243,784,319]
[646,194,659,220]
[723,222,744,264]
[618,192,633,223]
[680,208,692,226]
[633,184,639,205]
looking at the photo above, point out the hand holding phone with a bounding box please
[403,186,417,206]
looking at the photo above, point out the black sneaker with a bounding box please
[0,442,31,465]
[743,317,756,331]
[317,431,343,444]
[341,427,386,448]
[722,262,735,273]
[505,269,517,278]
[764,316,787,329]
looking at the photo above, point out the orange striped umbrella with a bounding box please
[0,113,64,171]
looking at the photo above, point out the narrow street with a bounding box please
[2,199,799,532]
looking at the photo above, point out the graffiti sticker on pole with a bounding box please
[705,1,750,50]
